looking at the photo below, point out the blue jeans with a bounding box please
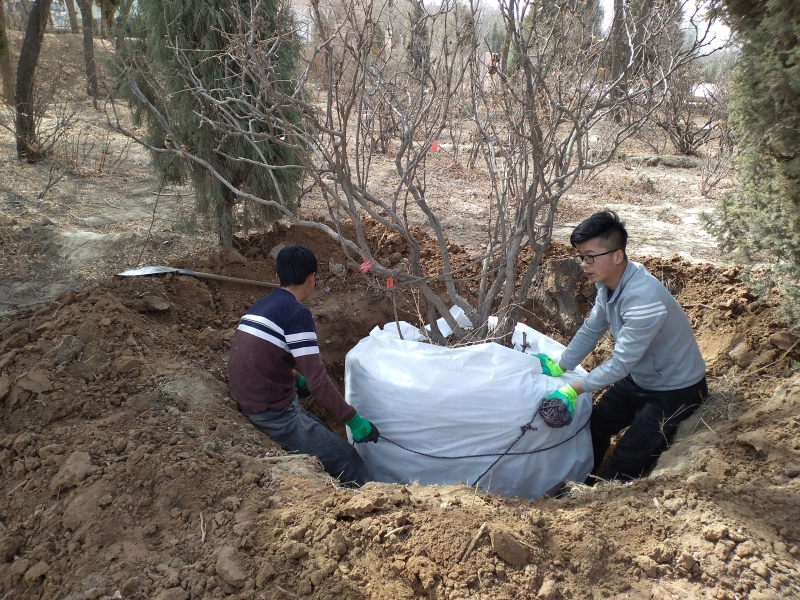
[244,398,369,487]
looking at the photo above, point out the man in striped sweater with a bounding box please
[227,244,378,487]
[535,211,707,482]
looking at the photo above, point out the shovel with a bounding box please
[117,266,279,289]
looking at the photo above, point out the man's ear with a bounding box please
[615,250,625,265]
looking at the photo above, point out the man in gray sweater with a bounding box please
[535,211,707,482]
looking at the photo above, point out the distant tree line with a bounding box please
[11,0,795,336]
[1,0,134,157]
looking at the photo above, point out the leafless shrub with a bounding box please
[699,84,736,197]
[462,0,716,340]
[636,120,672,154]
[580,121,627,182]
[1,60,78,158]
[701,143,735,198]
[53,128,131,176]
[36,162,66,199]
[112,0,718,344]
[31,122,131,199]
[641,62,724,157]
[3,1,29,30]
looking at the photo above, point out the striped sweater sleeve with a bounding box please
[282,305,356,423]
[580,296,668,392]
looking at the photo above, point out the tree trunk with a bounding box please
[18,0,32,20]
[64,0,79,34]
[114,0,133,49]
[610,0,625,122]
[15,0,52,161]
[76,0,97,105]
[531,258,595,339]
[0,0,15,105]
[217,188,236,248]
[633,0,654,78]
[98,0,114,39]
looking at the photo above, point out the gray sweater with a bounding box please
[559,261,706,393]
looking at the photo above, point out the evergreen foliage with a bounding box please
[487,21,503,53]
[505,0,603,74]
[406,0,429,73]
[706,0,800,326]
[119,0,304,246]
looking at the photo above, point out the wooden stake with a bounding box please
[275,585,301,599]
[460,522,487,562]
[385,525,411,538]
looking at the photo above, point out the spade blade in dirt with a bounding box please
[117,266,279,289]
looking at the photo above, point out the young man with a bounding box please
[535,211,707,482]
[227,244,378,487]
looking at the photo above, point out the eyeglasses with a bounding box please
[574,249,619,264]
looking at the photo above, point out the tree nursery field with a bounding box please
[1,32,799,600]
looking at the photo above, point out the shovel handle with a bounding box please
[177,269,279,289]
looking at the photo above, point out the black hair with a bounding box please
[276,244,318,286]
[570,210,628,251]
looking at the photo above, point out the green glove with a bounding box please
[533,353,564,377]
[540,385,577,428]
[295,375,310,398]
[346,413,379,443]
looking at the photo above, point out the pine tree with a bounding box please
[505,0,603,74]
[406,0,429,73]
[487,21,503,54]
[120,0,303,247]
[706,0,800,325]
[0,0,15,105]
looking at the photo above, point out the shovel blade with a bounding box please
[117,266,179,276]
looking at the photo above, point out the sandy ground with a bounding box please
[1,32,799,600]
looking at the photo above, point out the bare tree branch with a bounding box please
[112,0,717,343]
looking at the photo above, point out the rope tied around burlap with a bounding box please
[376,408,590,488]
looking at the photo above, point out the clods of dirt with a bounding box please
[1,232,800,600]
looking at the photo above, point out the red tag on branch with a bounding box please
[387,277,394,288]
[359,258,375,273]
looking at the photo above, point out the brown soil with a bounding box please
[1,32,799,600]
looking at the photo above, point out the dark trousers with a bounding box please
[244,398,370,487]
[591,375,708,482]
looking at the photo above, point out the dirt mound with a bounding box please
[3,26,798,600]
[1,229,799,600]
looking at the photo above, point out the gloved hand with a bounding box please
[533,353,564,377]
[540,385,577,428]
[346,413,379,443]
[295,375,310,398]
